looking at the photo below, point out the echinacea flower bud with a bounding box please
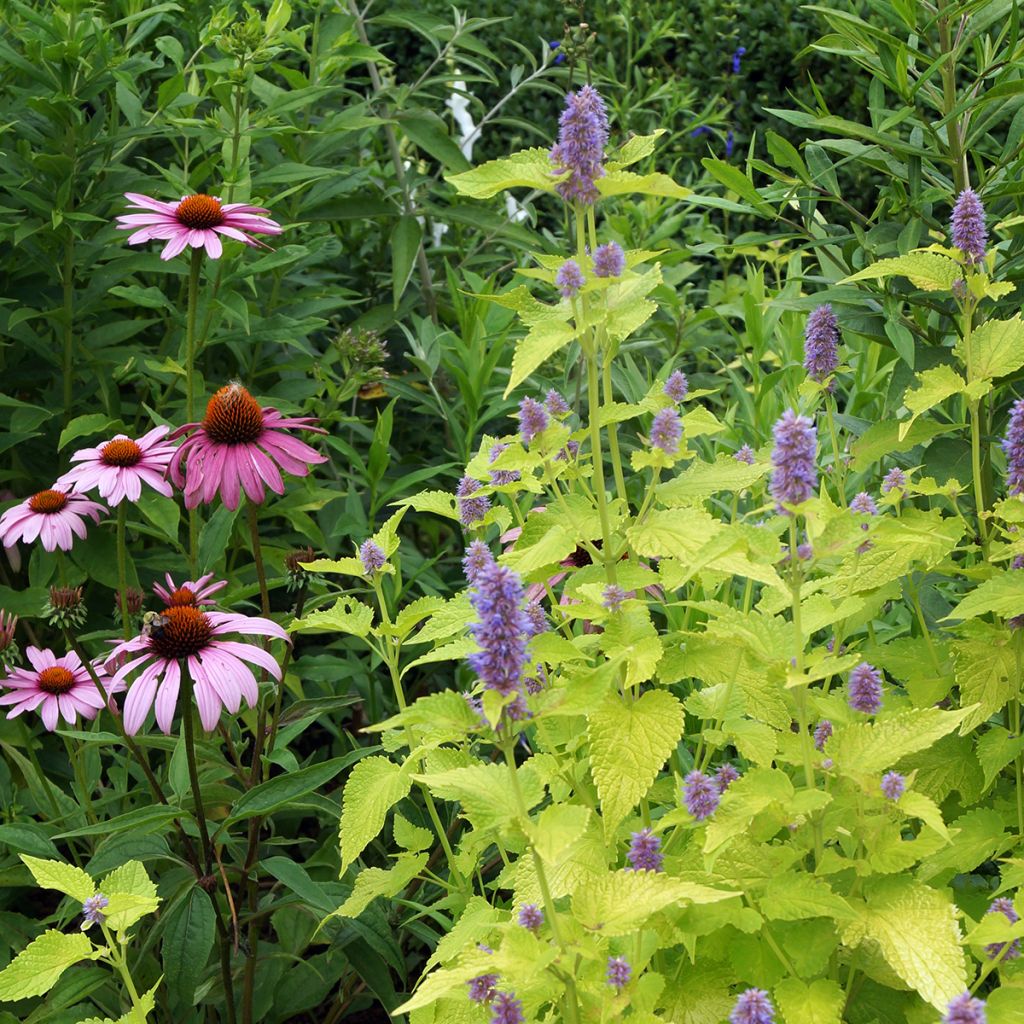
[683,770,720,820]
[770,410,817,513]
[519,397,549,443]
[880,771,905,801]
[593,241,625,278]
[663,370,689,403]
[550,84,609,206]
[0,610,18,666]
[545,389,570,417]
[517,903,544,931]
[734,444,756,464]
[1002,399,1024,496]
[984,897,1021,961]
[555,259,585,298]
[730,988,775,1024]
[359,540,386,575]
[813,720,832,751]
[848,662,883,714]
[943,992,987,1024]
[881,467,906,494]
[285,546,317,593]
[649,408,682,455]
[626,828,663,872]
[44,586,86,630]
[803,304,841,387]
[606,956,631,991]
[950,189,988,265]
[457,476,490,528]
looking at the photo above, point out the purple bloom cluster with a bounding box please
[880,771,905,801]
[850,491,878,516]
[519,397,549,443]
[1002,399,1024,495]
[683,770,720,820]
[985,897,1021,961]
[81,893,109,927]
[463,540,494,584]
[550,84,609,205]
[627,827,664,872]
[555,439,580,462]
[950,188,987,264]
[359,539,386,574]
[490,991,525,1024]
[489,443,521,486]
[770,410,817,512]
[593,241,626,278]
[730,988,775,1024]
[555,258,585,298]
[545,389,570,417]
[944,992,987,1024]
[804,304,841,387]
[650,408,682,455]
[734,444,756,465]
[813,719,832,751]
[715,763,740,792]
[517,903,544,931]
[881,467,906,494]
[848,662,883,714]
[663,370,689,402]
[602,584,628,612]
[523,601,548,636]
[468,973,499,1004]
[468,561,531,698]
[524,664,547,695]
[457,476,490,528]
[606,956,631,991]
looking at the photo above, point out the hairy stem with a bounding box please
[182,670,213,875]
[116,504,130,640]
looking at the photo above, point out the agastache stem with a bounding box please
[824,393,847,507]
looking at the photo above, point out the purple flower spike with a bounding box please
[804,304,841,387]
[650,408,682,455]
[627,827,664,872]
[848,662,883,714]
[881,467,906,494]
[468,561,530,697]
[734,444,756,464]
[606,956,631,991]
[850,491,878,516]
[1002,399,1024,496]
[730,988,775,1024]
[683,770,720,821]
[550,84,609,206]
[663,370,689,402]
[770,410,817,513]
[880,771,905,801]
[951,189,988,264]
[519,397,549,443]
[545,389,570,417]
[490,991,525,1024]
[985,897,1021,961]
[517,903,544,931]
[602,584,628,612]
[714,763,740,793]
[593,241,626,278]
[463,540,495,584]
[943,992,987,1024]
[523,601,548,636]
[468,973,499,1004]
[359,539,386,574]
[81,893,109,928]
[489,443,521,486]
[813,719,832,751]
[555,258,585,298]
[457,476,490,528]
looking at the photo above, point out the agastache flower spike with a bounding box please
[550,84,609,205]
[683,770,720,820]
[545,390,570,417]
[984,897,1021,961]
[663,370,689,402]
[770,410,817,512]
[606,956,631,991]
[730,988,775,1024]
[517,904,544,931]
[468,562,531,697]
[519,397,549,443]
[489,443,520,486]
[626,828,663,872]
[463,541,494,584]
[881,467,906,494]
[950,188,987,265]
[880,771,905,801]
[490,991,525,1024]
[555,259,585,298]
[593,241,625,278]
[715,763,740,792]
[602,584,628,612]
[734,444,756,464]
[1002,399,1024,495]
[848,662,883,714]
[81,893,109,929]
[457,476,490,528]
[649,408,682,455]
[803,304,841,387]
[943,992,987,1024]
[359,540,386,574]
[813,719,832,751]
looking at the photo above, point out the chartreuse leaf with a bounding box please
[289,597,374,637]
[588,690,683,839]
[393,947,495,1016]
[446,147,564,199]
[830,708,970,776]
[917,808,1009,882]
[331,852,427,920]
[951,622,1017,731]
[423,896,501,974]
[526,805,591,865]
[339,757,414,873]
[0,930,101,1001]
[504,318,578,397]
[596,170,690,199]
[977,727,1024,790]
[20,855,95,903]
[393,814,433,853]
[607,130,666,168]
[965,315,1024,382]
[774,978,844,1024]
[841,876,967,1010]
[415,761,544,833]
[659,454,769,502]
[572,869,735,935]
[760,872,855,921]
[842,252,961,291]
[79,984,158,1024]
[946,570,1024,621]
[100,860,159,932]
[899,365,968,440]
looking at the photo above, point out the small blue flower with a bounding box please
[726,130,735,157]
[690,125,712,138]
[731,46,747,75]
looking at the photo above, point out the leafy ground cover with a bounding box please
[1,2,1024,1023]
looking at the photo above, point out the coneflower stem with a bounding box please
[181,669,213,875]
[61,231,75,421]
[185,249,203,573]
[116,504,130,640]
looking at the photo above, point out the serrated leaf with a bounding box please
[830,708,970,776]
[446,148,564,198]
[393,489,460,521]
[0,930,101,1000]
[951,623,1016,731]
[850,417,960,472]
[339,757,414,873]
[588,690,683,839]
[760,872,855,921]
[393,814,433,853]
[103,892,160,933]
[976,727,1024,790]
[843,252,962,292]
[416,761,544,833]
[774,978,844,1024]
[101,860,157,901]
[526,805,592,865]
[289,597,374,637]
[332,853,427,919]
[917,808,1009,882]
[968,315,1024,382]
[20,855,95,903]
[946,571,1024,622]
[899,365,966,439]
[659,455,769,502]
[504,318,578,397]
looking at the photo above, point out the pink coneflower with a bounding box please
[0,647,118,732]
[59,426,178,505]
[169,383,327,510]
[106,600,289,734]
[116,192,282,261]
[0,488,105,552]
[152,572,227,609]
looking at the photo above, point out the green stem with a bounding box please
[62,231,75,420]
[116,504,130,640]
[1013,635,1024,839]
[824,393,846,507]
[937,2,967,192]
[99,921,144,1010]
[602,356,628,507]
[247,502,270,617]
[587,351,617,585]
[185,247,203,573]
[182,669,213,874]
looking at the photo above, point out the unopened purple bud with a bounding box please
[606,956,631,991]
[770,410,817,513]
[730,988,775,1024]
[683,770,720,821]
[519,397,549,443]
[714,763,740,792]
[490,991,525,1024]
[985,897,1021,961]
[555,258,585,298]
[593,241,626,278]
[523,601,548,636]
[517,903,544,931]
[804,304,841,387]
[943,992,987,1024]
[734,444,756,464]
[464,540,495,584]
[650,408,682,455]
[457,476,490,528]
[848,662,883,714]
[359,540,386,574]
[663,370,689,402]
[555,439,580,462]
[1002,399,1024,496]
[81,893,109,928]
[881,467,906,494]
[950,189,988,264]
[626,827,663,872]
[550,84,609,205]
[524,664,547,695]
[602,584,628,612]
[880,771,905,801]
[468,972,499,1004]
[545,389,570,417]
[813,720,832,751]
